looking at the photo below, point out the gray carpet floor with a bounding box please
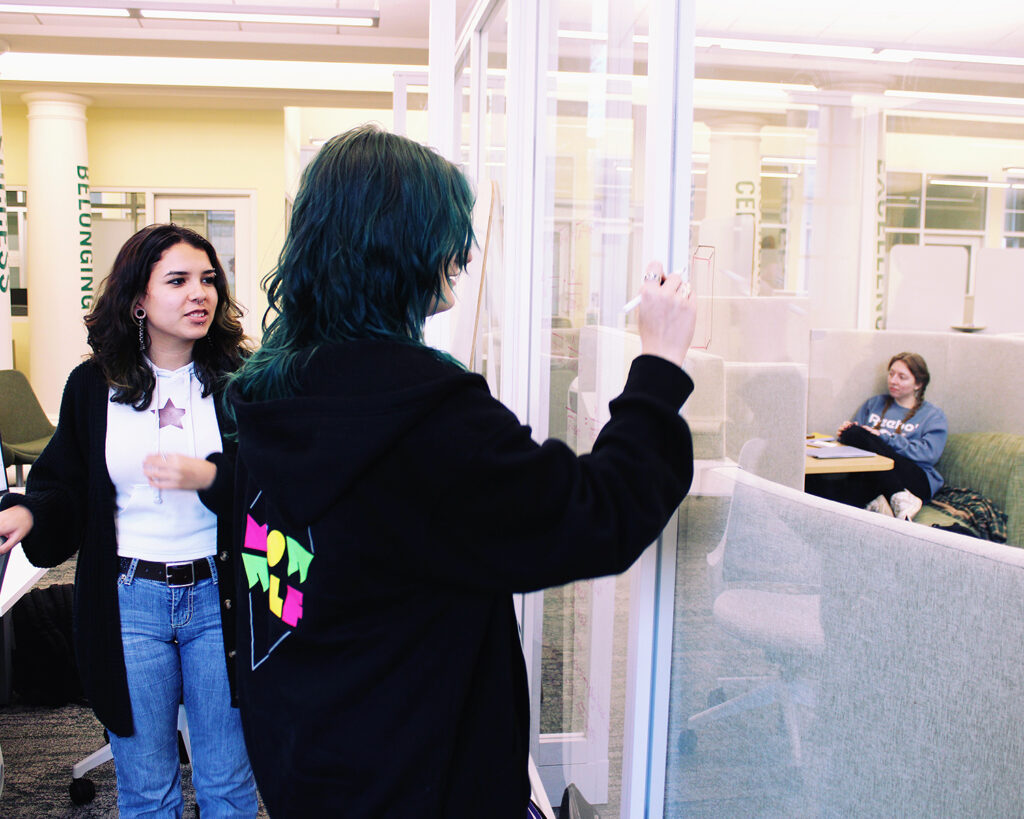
[0,494,799,817]
[0,558,267,818]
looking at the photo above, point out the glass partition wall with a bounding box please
[667,3,1024,817]
[448,0,689,815]
[445,1,1024,815]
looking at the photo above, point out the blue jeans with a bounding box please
[110,558,258,819]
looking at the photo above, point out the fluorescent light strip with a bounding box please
[0,3,129,15]
[558,29,650,44]
[761,172,798,179]
[886,89,1024,106]
[696,37,1024,69]
[0,51,415,91]
[762,156,815,165]
[877,49,1024,67]
[138,9,376,27]
[696,36,876,61]
[928,178,1008,189]
[557,29,606,42]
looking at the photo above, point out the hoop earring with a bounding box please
[134,306,147,353]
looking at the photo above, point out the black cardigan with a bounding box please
[0,361,239,737]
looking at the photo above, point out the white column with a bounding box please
[702,115,765,295]
[0,94,12,370]
[23,92,92,415]
[804,86,887,330]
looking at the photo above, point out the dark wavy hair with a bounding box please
[230,124,476,404]
[85,223,248,409]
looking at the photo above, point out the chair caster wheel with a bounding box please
[678,730,698,754]
[707,687,726,707]
[70,776,96,805]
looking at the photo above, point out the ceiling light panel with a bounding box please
[0,3,129,15]
[137,9,378,27]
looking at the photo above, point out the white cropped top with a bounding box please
[106,360,222,561]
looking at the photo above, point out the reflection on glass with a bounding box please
[90,192,147,300]
[1005,182,1024,237]
[670,0,1024,809]
[540,581,592,736]
[924,176,987,231]
[533,2,650,814]
[467,4,508,403]
[169,209,237,295]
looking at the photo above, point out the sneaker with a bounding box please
[866,495,895,516]
[891,490,923,521]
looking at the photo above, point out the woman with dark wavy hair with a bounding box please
[228,124,698,817]
[0,224,258,817]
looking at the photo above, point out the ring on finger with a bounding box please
[642,270,661,282]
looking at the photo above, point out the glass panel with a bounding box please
[467,5,508,402]
[669,0,1024,811]
[760,170,789,293]
[886,232,920,253]
[169,208,237,295]
[531,1,650,813]
[886,172,922,229]
[540,581,593,735]
[924,175,986,231]
[1005,212,1024,233]
[1004,182,1024,233]
[760,171,788,224]
[6,192,27,316]
[91,191,146,297]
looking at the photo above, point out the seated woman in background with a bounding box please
[807,352,948,520]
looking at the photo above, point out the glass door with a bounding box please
[525,4,656,809]
[154,195,256,337]
[451,1,690,812]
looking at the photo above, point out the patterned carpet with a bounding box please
[0,559,266,817]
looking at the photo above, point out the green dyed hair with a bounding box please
[231,124,475,403]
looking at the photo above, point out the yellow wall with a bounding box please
[87,106,286,322]
[2,102,287,372]
[1,103,29,184]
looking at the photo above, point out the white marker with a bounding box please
[622,281,691,314]
[621,294,643,314]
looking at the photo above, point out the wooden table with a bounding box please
[805,451,894,475]
[805,435,895,475]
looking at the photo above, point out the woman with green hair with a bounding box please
[228,124,698,817]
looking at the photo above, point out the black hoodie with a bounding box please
[230,339,694,818]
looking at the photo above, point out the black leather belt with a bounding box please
[120,556,212,587]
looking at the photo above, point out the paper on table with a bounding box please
[806,444,878,459]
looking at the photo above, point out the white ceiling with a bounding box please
[0,0,1022,108]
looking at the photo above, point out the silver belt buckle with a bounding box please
[165,561,195,587]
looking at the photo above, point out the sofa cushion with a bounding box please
[933,432,1024,547]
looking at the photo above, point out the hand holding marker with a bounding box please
[623,266,690,314]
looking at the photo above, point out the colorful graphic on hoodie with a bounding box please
[241,491,315,669]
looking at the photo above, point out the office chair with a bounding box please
[680,443,824,765]
[69,703,192,805]
[0,370,55,486]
